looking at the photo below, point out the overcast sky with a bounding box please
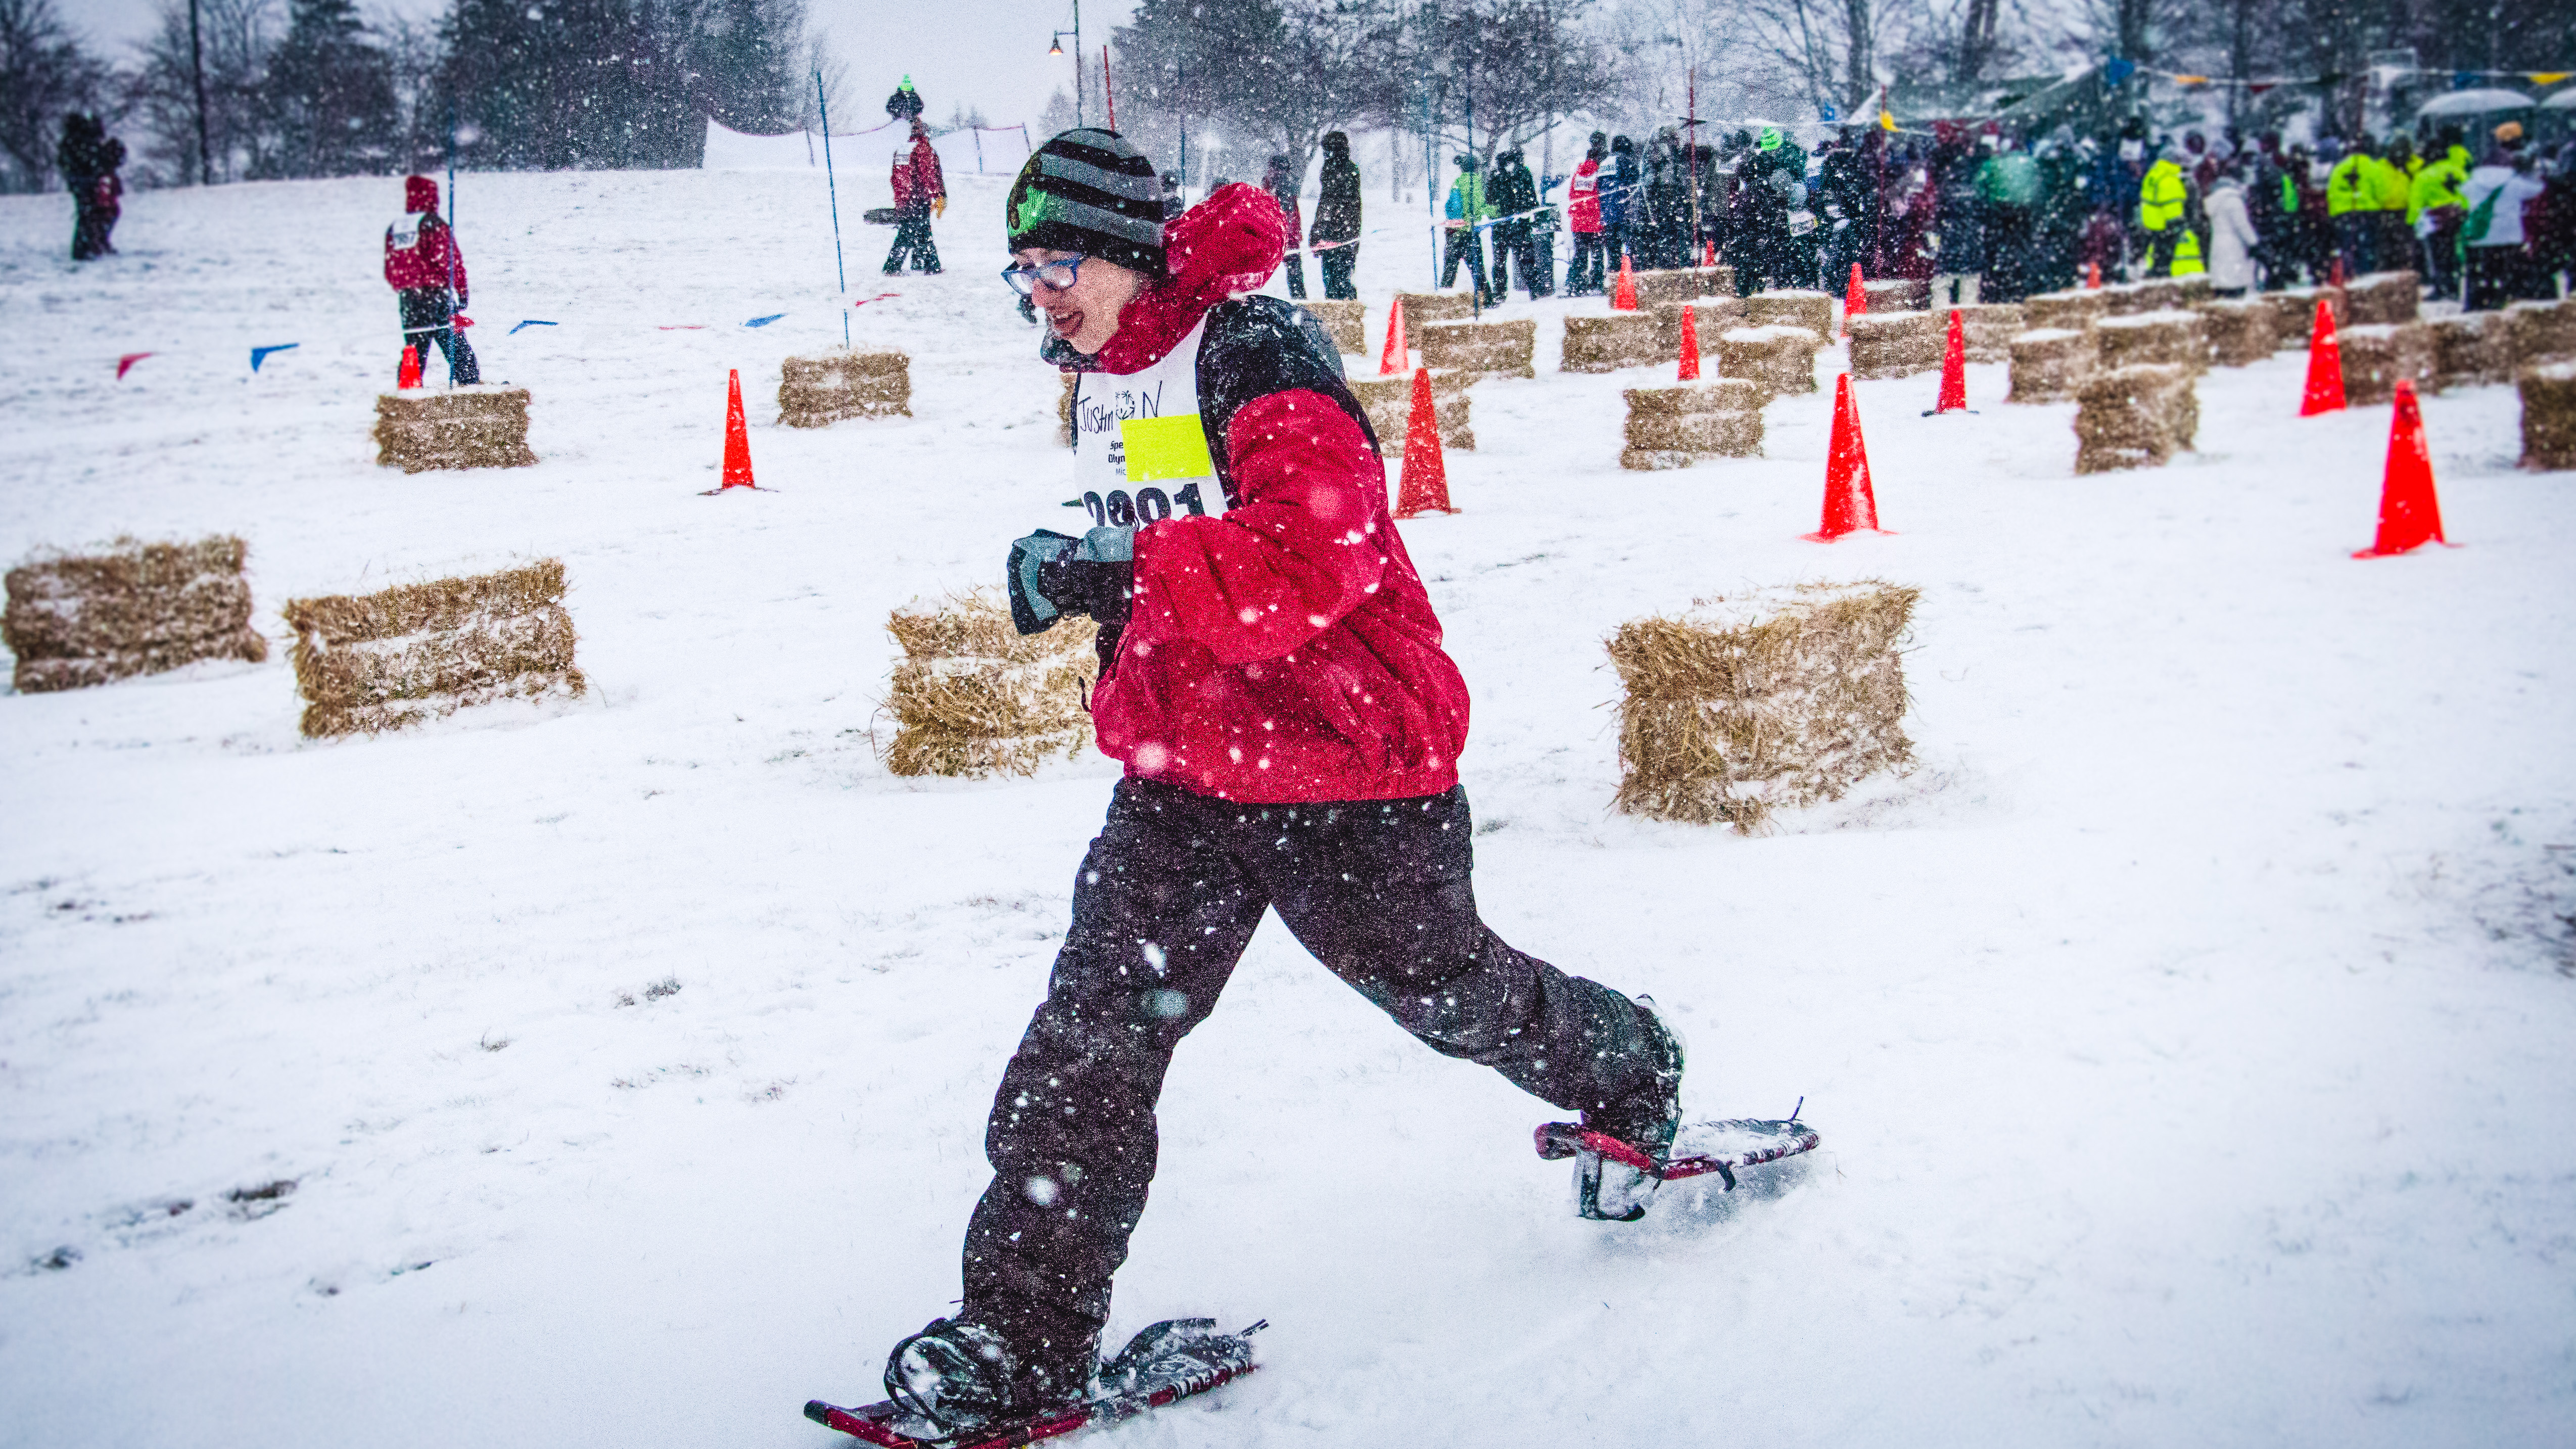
[71,0,1139,135]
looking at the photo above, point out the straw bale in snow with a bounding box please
[1396,291,1476,348]
[2338,322,2435,406]
[2506,298,2576,367]
[2094,309,2210,373]
[4,535,267,693]
[2427,312,2512,392]
[1653,296,1747,353]
[2268,286,2347,348]
[2344,270,2421,326]
[2074,363,2198,473]
[1742,290,1835,343]
[1561,312,1668,373]
[1346,370,1475,457]
[1631,266,1734,305]
[1862,277,1929,312]
[2192,299,2277,366]
[371,386,536,473]
[1846,311,1942,380]
[1300,299,1368,355]
[1420,316,1536,378]
[2103,278,2183,315]
[1619,380,1764,469]
[779,349,911,427]
[1607,581,1918,833]
[2025,290,2106,333]
[283,558,583,737]
[2518,362,2576,471]
[1954,303,2027,362]
[2007,328,2094,403]
[882,589,1096,778]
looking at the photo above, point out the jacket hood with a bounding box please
[404,174,438,213]
[1059,182,1284,374]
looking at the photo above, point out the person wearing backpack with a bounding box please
[2461,128,2547,311]
[383,175,479,384]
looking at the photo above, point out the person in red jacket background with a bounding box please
[384,175,478,384]
[885,118,946,274]
[870,128,1688,1434]
[1565,130,1610,294]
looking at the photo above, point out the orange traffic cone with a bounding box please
[706,368,760,493]
[2300,300,2346,416]
[397,345,423,389]
[1677,303,1702,381]
[1393,368,1456,519]
[2329,255,2347,289]
[1612,254,1637,311]
[1805,374,1883,542]
[2085,260,2102,290]
[1379,296,1408,377]
[1701,238,1717,267]
[2354,380,2447,557]
[1925,309,1969,414]
[1842,261,1866,336]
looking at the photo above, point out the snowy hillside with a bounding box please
[2,164,2572,1449]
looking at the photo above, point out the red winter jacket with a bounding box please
[384,175,467,301]
[892,135,946,213]
[1568,157,1604,233]
[1074,185,1471,804]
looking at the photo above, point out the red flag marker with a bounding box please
[2354,380,2448,557]
[116,352,154,381]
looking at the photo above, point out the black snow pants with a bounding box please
[884,209,942,274]
[397,288,480,385]
[1439,228,1490,302]
[1319,242,1358,299]
[960,778,1670,1352]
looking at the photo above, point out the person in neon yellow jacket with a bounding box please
[2371,135,2417,276]
[2326,135,2381,274]
[2138,150,2204,276]
[2409,128,2473,298]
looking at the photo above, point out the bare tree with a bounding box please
[0,0,112,193]
[1731,0,1891,117]
[129,0,279,185]
[1116,0,1402,177]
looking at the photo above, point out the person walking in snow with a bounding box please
[58,114,124,262]
[885,118,946,275]
[872,127,1689,1434]
[1440,152,1493,303]
[1566,132,1609,295]
[2461,128,2549,311]
[383,175,479,385]
[1261,153,1307,299]
[2203,162,2262,297]
[1310,131,1363,300]
[1488,146,1545,298]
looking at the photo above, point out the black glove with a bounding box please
[1007,526,1134,636]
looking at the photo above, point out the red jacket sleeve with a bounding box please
[1127,390,1388,666]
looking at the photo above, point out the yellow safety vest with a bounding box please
[2139,159,2204,274]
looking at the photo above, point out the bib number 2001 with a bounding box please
[1081,482,1207,528]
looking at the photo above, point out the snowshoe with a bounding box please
[1562,997,1687,1221]
[1539,1108,1820,1222]
[808,1318,1261,1447]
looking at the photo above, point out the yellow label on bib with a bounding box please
[1119,413,1214,483]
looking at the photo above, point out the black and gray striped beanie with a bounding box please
[1007,128,1167,279]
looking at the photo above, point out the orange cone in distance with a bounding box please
[1393,367,1456,519]
[397,345,423,389]
[1702,238,1717,267]
[1843,261,1866,336]
[2354,380,2448,557]
[1805,373,1883,542]
[2329,255,2346,289]
[710,368,759,493]
[2300,300,2347,416]
[1677,303,1702,381]
[1379,296,1408,377]
[1927,308,1969,414]
[2086,260,2102,290]
[1612,254,1638,311]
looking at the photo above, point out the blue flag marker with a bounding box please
[743,313,786,328]
[250,344,300,371]
[2104,56,2137,85]
[509,319,559,335]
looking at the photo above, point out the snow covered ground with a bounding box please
[3,164,2573,1449]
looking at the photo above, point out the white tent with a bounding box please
[2416,88,2534,119]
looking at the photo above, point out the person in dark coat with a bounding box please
[1606,135,1641,272]
[1815,129,1876,291]
[1310,131,1362,299]
[1262,153,1307,299]
[1487,146,1544,298]
[58,114,125,262]
[886,119,947,274]
[383,174,479,384]
[1737,126,1806,291]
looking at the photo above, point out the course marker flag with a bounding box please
[251,344,300,371]
[744,313,786,328]
[509,319,559,335]
[117,352,155,380]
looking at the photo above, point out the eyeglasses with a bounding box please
[1001,256,1087,296]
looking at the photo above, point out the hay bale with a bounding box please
[2074,363,2198,473]
[1561,312,1669,373]
[2506,299,2576,367]
[1632,266,1732,305]
[2344,270,2421,327]
[1742,290,1835,343]
[2191,299,2277,366]
[1607,582,1918,833]
[2007,328,2095,403]
[2520,361,2576,470]
[1861,277,1929,312]
[1419,316,1536,379]
[2094,309,2210,374]
[4,535,267,693]
[2025,289,2108,333]
[1652,296,1748,353]
[2267,286,2348,349]
[2339,322,2435,405]
[371,386,536,473]
[1954,303,2026,363]
[883,589,1096,778]
[1619,380,1764,468]
[2428,312,2512,392]
[2102,279,2183,315]
[283,559,583,737]
[1301,299,1369,355]
[1397,291,1477,348]
[1846,311,1942,380]
[2177,276,2215,307]
[779,349,911,427]
[1346,369,1474,457]
[1717,324,1821,401]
